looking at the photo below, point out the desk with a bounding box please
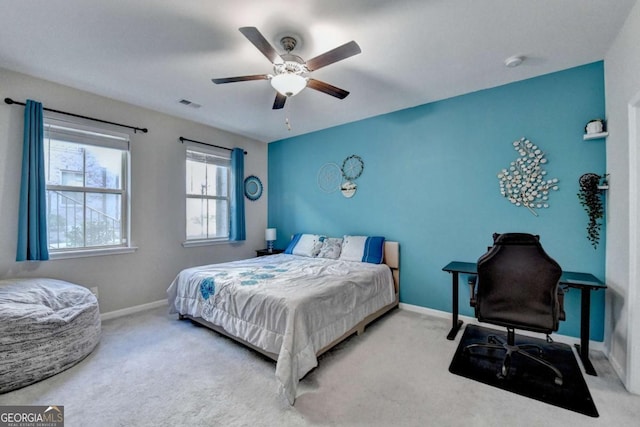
[442,261,606,376]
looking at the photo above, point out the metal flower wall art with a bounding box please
[497,137,559,216]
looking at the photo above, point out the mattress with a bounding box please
[167,253,396,403]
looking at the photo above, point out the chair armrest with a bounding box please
[469,276,477,307]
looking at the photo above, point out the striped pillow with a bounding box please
[339,235,385,264]
[284,233,323,257]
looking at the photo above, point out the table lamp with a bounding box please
[265,228,277,253]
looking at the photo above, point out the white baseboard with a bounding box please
[608,352,626,384]
[101,299,167,321]
[399,302,606,353]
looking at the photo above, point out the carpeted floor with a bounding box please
[1,306,639,426]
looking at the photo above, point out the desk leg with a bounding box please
[574,288,597,376]
[446,272,463,340]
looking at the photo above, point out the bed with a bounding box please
[167,235,399,404]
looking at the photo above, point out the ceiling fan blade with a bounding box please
[272,92,287,109]
[307,79,350,99]
[239,27,284,65]
[305,41,361,71]
[212,74,269,84]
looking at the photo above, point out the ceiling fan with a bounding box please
[212,27,361,110]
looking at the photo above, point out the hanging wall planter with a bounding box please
[577,173,607,249]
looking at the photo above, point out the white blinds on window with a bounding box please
[44,118,130,150]
[186,148,230,166]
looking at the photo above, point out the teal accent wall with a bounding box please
[268,62,606,341]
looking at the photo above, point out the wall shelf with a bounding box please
[583,132,608,140]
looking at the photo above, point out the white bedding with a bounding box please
[167,253,395,404]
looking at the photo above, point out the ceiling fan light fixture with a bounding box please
[270,73,307,97]
[212,27,360,110]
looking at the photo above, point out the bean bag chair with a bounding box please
[0,278,101,393]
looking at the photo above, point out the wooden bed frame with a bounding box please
[179,241,400,361]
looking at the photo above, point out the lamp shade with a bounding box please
[265,228,277,241]
[270,74,307,97]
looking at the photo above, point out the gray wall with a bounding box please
[604,0,640,393]
[0,68,268,314]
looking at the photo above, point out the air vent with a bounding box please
[178,99,201,108]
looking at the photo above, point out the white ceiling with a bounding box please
[0,0,635,142]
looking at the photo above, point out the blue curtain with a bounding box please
[16,100,49,261]
[229,147,246,241]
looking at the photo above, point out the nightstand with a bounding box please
[256,248,284,257]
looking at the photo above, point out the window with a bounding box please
[186,148,230,242]
[44,118,130,252]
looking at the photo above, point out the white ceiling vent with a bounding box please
[179,99,201,108]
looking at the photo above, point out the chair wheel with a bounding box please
[501,355,511,378]
[554,376,563,386]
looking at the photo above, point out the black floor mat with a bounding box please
[449,324,598,417]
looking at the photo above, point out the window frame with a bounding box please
[43,116,134,259]
[184,145,232,245]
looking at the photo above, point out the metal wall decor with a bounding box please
[497,137,559,216]
[341,154,364,180]
[340,154,364,198]
[317,163,342,193]
[316,155,365,198]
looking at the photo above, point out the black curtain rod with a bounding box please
[179,136,247,155]
[4,98,148,134]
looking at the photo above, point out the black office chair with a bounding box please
[465,233,565,385]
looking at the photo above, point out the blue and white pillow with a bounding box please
[317,237,343,259]
[339,235,385,264]
[284,233,323,257]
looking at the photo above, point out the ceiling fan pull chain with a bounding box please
[285,98,292,131]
